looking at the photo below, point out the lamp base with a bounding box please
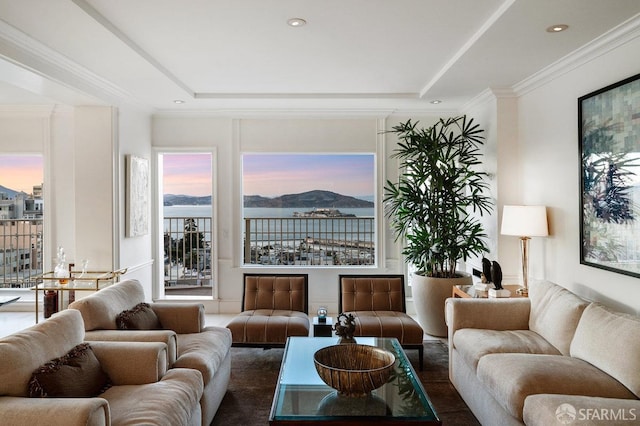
[516,287,529,296]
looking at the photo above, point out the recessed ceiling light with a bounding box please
[546,24,569,33]
[430,100,442,104]
[287,18,307,27]
[173,100,185,104]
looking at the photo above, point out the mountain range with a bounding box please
[165,190,373,208]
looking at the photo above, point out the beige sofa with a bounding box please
[68,279,232,426]
[0,309,203,426]
[446,280,640,425]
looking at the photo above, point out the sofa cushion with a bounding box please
[116,303,162,330]
[173,326,232,384]
[571,303,640,398]
[453,328,560,371]
[28,343,111,398]
[101,368,203,426]
[69,279,146,331]
[477,353,636,420]
[528,280,589,355]
[0,310,85,397]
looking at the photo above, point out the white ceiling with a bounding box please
[0,0,638,114]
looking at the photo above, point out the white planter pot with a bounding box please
[412,272,472,337]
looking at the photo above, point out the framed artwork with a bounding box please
[579,72,640,277]
[126,155,150,237]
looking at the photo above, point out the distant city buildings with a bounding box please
[0,184,44,288]
[0,184,43,220]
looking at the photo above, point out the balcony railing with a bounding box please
[243,216,375,266]
[0,219,44,289]
[163,216,213,295]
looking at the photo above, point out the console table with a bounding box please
[31,268,127,322]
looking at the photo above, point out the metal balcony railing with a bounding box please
[0,219,44,289]
[243,216,375,266]
[163,216,213,295]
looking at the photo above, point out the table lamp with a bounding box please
[500,205,548,296]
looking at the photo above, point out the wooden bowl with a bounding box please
[313,344,396,396]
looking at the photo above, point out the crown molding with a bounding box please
[514,13,640,96]
[194,92,419,100]
[0,19,146,108]
[153,108,399,119]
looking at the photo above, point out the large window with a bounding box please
[158,152,214,297]
[242,153,375,266]
[0,155,44,289]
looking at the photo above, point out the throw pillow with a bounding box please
[116,302,162,330]
[29,343,112,398]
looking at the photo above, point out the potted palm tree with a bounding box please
[384,116,493,336]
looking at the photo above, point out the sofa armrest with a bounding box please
[0,396,109,426]
[150,303,205,334]
[524,394,640,426]
[90,341,168,384]
[445,297,531,343]
[84,329,178,365]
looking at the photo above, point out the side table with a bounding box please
[312,316,334,337]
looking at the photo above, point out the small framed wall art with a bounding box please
[126,154,150,237]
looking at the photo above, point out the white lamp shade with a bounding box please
[501,205,549,237]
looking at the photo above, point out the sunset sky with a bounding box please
[3,153,375,199]
[163,153,212,196]
[243,154,374,198]
[0,155,43,193]
[163,153,374,198]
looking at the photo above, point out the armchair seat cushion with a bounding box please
[477,353,637,420]
[453,328,560,371]
[228,309,309,344]
[348,310,424,345]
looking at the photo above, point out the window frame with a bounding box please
[153,148,218,300]
[240,152,378,268]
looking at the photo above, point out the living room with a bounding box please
[1,1,640,425]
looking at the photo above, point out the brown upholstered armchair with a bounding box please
[339,274,424,368]
[227,274,310,348]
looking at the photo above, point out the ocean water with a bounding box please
[163,205,375,243]
[163,205,374,218]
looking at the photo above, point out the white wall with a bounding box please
[116,106,153,295]
[73,107,116,270]
[152,115,449,315]
[514,36,640,314]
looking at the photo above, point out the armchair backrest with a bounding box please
[242,274,308,313]
[0,309,85,397]
[69,279,146,331]
[339,275,407,313]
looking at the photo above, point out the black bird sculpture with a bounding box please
[481,257,492,283]
[491,261,503,290]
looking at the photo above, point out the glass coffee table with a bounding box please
[269,336,441,425]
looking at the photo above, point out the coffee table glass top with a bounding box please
[269,336,440,424]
